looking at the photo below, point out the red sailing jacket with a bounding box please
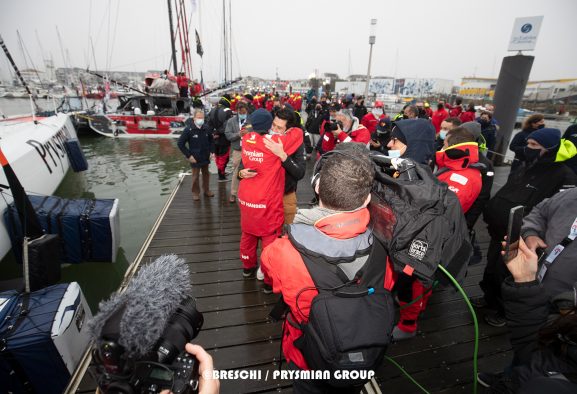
[237,128,303,236]
[319,122,371,153]
[431,109,448,133]
[435,142,482,213]
[261,209,396,370]
[459,111,476,123]
[361,113,387,133]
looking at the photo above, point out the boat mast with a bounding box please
[167,0,178,76]
[0,35,40,113]
[223,0,228,83]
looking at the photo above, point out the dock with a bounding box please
[74,163,513,393]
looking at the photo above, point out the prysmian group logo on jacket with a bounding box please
[408,239,428,261]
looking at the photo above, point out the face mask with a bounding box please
[372,109,383,117]
[537,124,545,130]
[194,119,204,127]
[388,149,401,158]
[269,129,281,136]
[315,106,322,112]
[524,146,542,162]
[439,130,448,140]
[402,114,409,119]
[329,116,336,121]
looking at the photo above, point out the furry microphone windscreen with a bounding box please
[89,254,192,357]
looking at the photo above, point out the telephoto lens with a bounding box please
[155,297,204,364]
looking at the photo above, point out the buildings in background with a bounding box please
[459,76,577,102]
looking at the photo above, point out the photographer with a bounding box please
[477,237,577,393]
[160,344,220,394]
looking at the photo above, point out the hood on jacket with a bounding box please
[555,138,577,163]
[435,142,480,170]
[394,119,436,165]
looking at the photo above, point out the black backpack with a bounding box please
[288,231,395,387]
[369,158,472,285]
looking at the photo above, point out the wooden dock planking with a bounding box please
[78,163,514,393]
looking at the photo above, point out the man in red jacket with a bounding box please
[361,101,387,133]
[319,109,372,155]
[261,143,395,391]
[237,109,303,293]
[435,127,482,213]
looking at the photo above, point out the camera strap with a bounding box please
[537,216,577,282]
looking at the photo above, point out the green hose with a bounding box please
[437,265,479,394]
[385,355,430,394]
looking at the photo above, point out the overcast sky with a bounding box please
[1,0,576,85]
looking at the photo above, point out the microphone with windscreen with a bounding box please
[88,254,203,393]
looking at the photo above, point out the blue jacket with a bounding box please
[177,120,215,168]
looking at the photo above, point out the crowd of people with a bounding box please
[175,91,577,393]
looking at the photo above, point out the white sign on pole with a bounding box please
[508,16,544,52]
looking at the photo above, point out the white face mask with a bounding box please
[388,149,401,158]
[194,119,204,127]
[439,130,448,140]
[372,109,383,117]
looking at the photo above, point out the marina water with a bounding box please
[0,98,187,311]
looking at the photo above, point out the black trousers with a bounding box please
[479,237,510,315]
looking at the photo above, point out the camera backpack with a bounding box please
[369,160,472,285]
[288,232,395,387]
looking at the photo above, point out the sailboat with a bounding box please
[0,36,84,261]
[87,0,242,139]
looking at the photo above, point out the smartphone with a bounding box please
[504,205,524,261]
[247,169,257,173]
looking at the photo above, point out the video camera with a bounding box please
[91,297,204,394]
[88,254,204,394]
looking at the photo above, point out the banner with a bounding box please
[195,29,204,57]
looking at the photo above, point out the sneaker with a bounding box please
[256,267,264,281]
[262,283,273,294]
[477,372,503,388]
[218,173,229,182]
[484,312,507,327]
[470,296,488,309]
[242,267,257,278]
[392,325,417,341]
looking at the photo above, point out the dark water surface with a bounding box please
[0,99,188,311]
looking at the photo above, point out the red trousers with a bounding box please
[214,145,230,174]
[397,277,433,333]
[240,230,280,284]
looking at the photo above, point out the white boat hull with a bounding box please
[0,113,78,260]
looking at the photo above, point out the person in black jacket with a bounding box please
[207,95,233,181]
[304,103,325,154]
[477,237,577,393]
[353,96,368,121]
[461,121,495,263]
[475,128,577,326]
[177,108,215,201]
[509,114,545,173]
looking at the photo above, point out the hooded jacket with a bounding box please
[207,103,233,146]
[521,187,577,299]
[431,108,448,132]
[483,147,577,237]
[395,119,436,165]
[261,207,395,370]
[435,142,483,213]
[238,128,303,236]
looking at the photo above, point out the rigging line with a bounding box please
[228,0,232,81]
[16,31,31,72]
[181,0,193,79]
[107,0,121,74]
[230,29,242,78]
[18,31,45,88]
[105,0,112,72]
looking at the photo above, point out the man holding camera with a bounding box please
[317,108,371,155]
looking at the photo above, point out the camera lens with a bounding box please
[155,297,204,363]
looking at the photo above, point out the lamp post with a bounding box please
[364,19,377,100]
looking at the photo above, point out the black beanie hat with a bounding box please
[248,108,273,133]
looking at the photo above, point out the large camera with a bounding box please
[91,297,204,394]
[324,120,343,132]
